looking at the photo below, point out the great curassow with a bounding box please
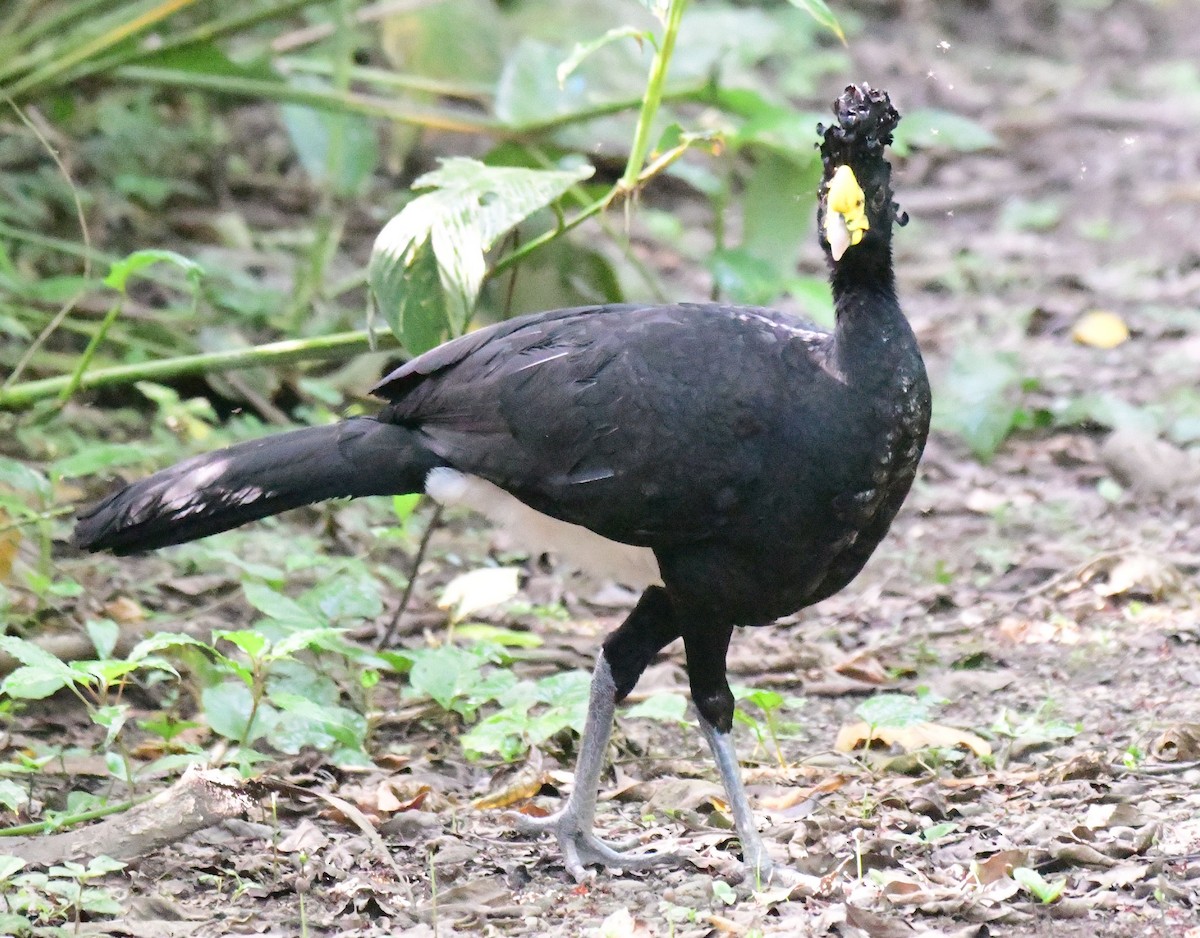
[74,84,929,883]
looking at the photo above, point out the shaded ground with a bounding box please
[8,0,1200,935]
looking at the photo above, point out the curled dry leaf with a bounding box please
[1150,723,1200,762]
[835,720,993,757]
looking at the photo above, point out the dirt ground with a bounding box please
[11,0,1200,935]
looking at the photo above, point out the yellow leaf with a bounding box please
[1072,310,1129,349]
[835,720,992,757]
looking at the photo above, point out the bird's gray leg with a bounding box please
[510,587,681,880]
[680,620,777,885]
[697,713,774,885]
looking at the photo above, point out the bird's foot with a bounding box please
[507,808,680,882]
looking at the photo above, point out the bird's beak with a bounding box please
[824,165,869,261]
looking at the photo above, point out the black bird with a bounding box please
[75,85,929,883]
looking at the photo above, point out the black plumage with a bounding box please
[74,84,929,883]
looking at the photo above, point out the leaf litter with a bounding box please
[7,3,1200,937]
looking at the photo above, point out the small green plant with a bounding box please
[733,687,804,766]
[1012,866,1066,904]
[0,854,125,930]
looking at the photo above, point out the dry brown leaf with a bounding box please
[835,720,993,757]
[0,510,18,583]
[972,849,1028,884]
[759,774,847,811]
[833,650,888,684]
[1072,309,1129,348]
[997,615,1081,645]
[473,769,552,810]
[1087,552,1184,600]
[1150,723,1200,762]
[104,596,146,624]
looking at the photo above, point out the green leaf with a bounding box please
[281,76,379,197]
[785,0,846,42]
[451,624,542,648]
[49,443,150,480]
[933,346,1023,461]
[557,27,653,86]
[856,693,931,729]
[104,249,203,294]
[0,855,26,880]
[242,582,322,629]
[1013,867,1066,903]
[741,150,822,279]
[370,158,593,351]
[392,493,423,522]
[202,681,275,743]
[306,574,383,623]
[625,692,688,723]
[215,629,270,660]
[892,109,998,157]
[2,665,71,700]
[0,782,28,813]
[407,646,485,713]
[86,618,120,660]
[709,249,782,306]
[0,458,50,500]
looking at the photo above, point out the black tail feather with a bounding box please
[73,418,441,555]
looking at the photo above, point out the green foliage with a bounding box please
[933,345,1049,461]
[855,692,933,729]
[1013,866,1066,904]
[0,853,125,929]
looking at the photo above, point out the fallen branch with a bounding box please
[3,767,257,866]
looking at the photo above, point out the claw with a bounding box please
[506,808,679,882]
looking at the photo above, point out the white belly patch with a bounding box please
[425,468,663,589]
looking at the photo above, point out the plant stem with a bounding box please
[0,330,398,409]
[619,0,689,192]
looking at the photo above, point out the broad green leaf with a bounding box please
[0,783,27,813]
[392,493,423,522]
[452,624,543,648]
[215,629,270,661]
[0,855,26,880]
[557,27,653,86]
[856,693,930,729]
[1013,867,1066,904]
[0,635,75,678]
[202,681,276,743]
[126,632,211,662]
[709,249,781,306]
[2,665,71,700]
[370,158,593,352]
[375,236,453,355]
[282,76,379,197]
[242,582,322,629]
[933,346,1023,461]
[741,150,821,279]
[86,618,120,660]
[49,444,149,480]
[407,645,484,713]
[785,0,845,43]
[625,692,688,722]
[892,109,998,157]
[306,574,383,623]
[0,458,50,499]
[104,249,203,293]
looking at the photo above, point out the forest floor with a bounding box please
[6,0,1200,936]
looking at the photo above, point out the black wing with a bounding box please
[372,303,836,546]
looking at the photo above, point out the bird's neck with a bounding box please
[829,239,916,382]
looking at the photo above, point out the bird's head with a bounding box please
[817,84,906,265]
